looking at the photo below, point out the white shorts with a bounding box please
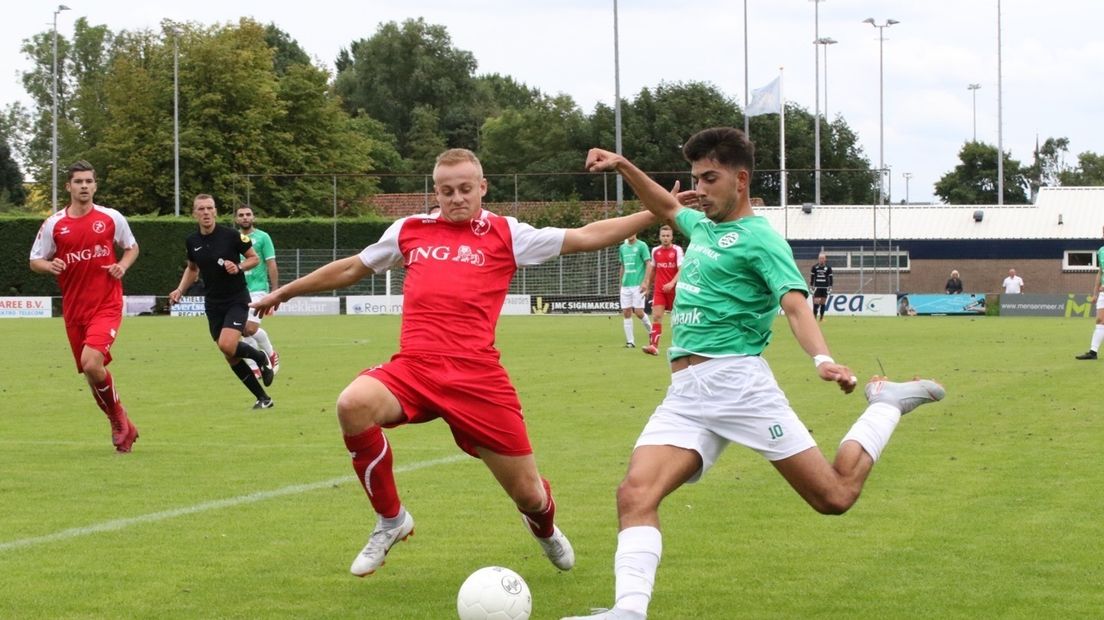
[247,291,268,324]
[635,356,816,482]
[620,286,645,310]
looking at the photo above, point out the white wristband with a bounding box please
[813,354,835,368]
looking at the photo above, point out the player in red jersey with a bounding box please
[252,148,656,577]
[29,160,140,452]
[640,224,683,356]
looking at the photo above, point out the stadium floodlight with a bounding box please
[967,83,981,142]
[863,17,899,207]
[51,4,71,212]
[811,0,826,205]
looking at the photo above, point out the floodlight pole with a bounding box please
[967,83,981,142]
[613,0,623,214]
[51,4,71,212]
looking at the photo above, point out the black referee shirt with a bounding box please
[186,224,253,304]
[810,263,834,288]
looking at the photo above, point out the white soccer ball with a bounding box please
[456,566,532,620]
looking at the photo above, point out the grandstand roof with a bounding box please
[756,186,1104,241]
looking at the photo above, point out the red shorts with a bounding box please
[652,286,674,311]
[362,352,532,458]
[64,310,122,373]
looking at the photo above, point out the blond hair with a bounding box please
[434,148,483,179]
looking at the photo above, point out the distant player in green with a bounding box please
[1075,226,1104,360]
[618,234,652,347]
[235,205,280,374]
[569,128,946,620]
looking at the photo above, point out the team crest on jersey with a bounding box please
[717,232,740,248]
[452,245,486,266]
[471,218,491,237]
[681,258,702,284]
[92,220,106,234]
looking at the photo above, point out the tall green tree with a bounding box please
[479,94,591,202]
[0,138,27,209]
[934,142,1029,204]
[334,19,480,156]
[1060,151,1104,186]
[1022,136,1071,200]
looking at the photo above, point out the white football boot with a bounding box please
[349,511,414,577]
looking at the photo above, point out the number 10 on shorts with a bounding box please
[768,424,784,440]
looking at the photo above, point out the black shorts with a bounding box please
[813,287,830,299]
[205,299,250,341]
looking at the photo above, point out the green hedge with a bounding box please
[1,215,392,296]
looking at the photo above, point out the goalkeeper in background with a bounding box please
[810,252,833,322]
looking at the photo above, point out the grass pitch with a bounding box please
[1,314,1101,618]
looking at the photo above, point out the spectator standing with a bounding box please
[1002,269,1024,294]
[945,270,963,294]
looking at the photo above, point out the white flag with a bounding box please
[746,77,782,117]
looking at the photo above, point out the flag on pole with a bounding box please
[746,76,782,117]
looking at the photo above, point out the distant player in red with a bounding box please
[641,224,683,356]
[252,148,655,578]
[29,160,140,452]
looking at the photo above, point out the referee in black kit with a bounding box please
[169,194,275,409]
[810,252,834,322]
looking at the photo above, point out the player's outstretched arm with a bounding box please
[253,255,374,315]
[585,148,681,223]
[780,290,857,394]
[561,210,656,255]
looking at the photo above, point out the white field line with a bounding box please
[0,453,468,554]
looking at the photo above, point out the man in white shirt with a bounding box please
[1002,268,1024,294]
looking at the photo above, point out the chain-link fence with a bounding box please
[277,247,623,297]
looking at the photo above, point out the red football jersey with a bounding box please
[651,244,684,288]
[30,205,137,324]
[358,210,565,357]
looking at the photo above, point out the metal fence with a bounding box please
[277,247,623,297]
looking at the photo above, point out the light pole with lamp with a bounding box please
[967,83,981,142]
[863,17,898,292]
[862,17,898,207]
[612,0,623,214]
[171,25,181,216]
[811,0,826,205]
[903,172,912,204]
[51,4,71,212]
[815,37,838,121]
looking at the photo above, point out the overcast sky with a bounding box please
[2,0,1100,204]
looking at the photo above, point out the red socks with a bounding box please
[90,371,122,418]
[344,427,401,518]
[520,477,556,538]
[649,323,662,348]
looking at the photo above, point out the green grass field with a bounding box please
[1,314,1102,619]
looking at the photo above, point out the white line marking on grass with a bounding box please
[0,453,468,553]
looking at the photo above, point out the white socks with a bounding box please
[623,319,635,344]
[613,526,662,615]
[641,314,653,332]
[251,327,274,356]
[840,402,901,462]
[1091,324,1104,352]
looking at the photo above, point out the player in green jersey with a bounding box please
[235,205,280,374]
[565,128,946,620]
[1075,227,1104,360]
[618,234,653,347]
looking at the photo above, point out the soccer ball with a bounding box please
[456,566,532,620]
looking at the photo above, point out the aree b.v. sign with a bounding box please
[0,296,52,318]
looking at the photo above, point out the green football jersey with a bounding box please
[619,240,651,287]
[242,228,275,294]
[668,208,808,360]
[1098,246,1104,285]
